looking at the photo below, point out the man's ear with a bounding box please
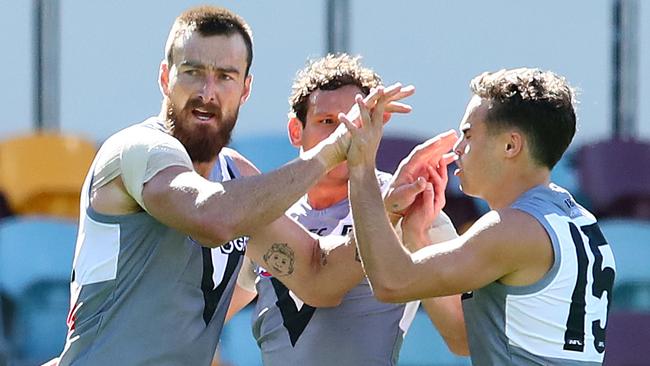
[504,131,524,158]
[158,61,170,97]
[287,117,304,147]
[240,74,253,105]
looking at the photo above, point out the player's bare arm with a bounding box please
[140,136,345,246]
[397,183,469,356]
[235,152,430,307]
[225,256,258,322]
[344,96,554,302]
[135,84,412,247]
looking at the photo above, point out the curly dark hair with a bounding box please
[470,68,577,169]
[289,54,382,125]
[164,5,253,75]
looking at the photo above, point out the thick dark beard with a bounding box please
[165,98,238,163]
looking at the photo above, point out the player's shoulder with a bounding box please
[467,209,545,246]
[474,208,551,262]
[105,117,181,152]
[220,147,261,177]
[94,117,190,172]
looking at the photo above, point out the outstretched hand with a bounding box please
[385,131,458,222]
[344,83,415,125]
[338,83,414,168]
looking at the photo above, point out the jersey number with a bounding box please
[563,222,615,353]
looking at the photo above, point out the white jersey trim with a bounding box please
[399,300,420,334]
[72,215,120,286]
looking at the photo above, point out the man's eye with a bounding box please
[321,118,335,125]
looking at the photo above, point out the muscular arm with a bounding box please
[140,84,414,247]
[343,96,552,303]
[141,135,346,246]
[350,167,551,301]
[234,146,434,307]
[400,211,469,356]
[244,213,362,307]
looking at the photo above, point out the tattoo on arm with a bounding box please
[262,243,295,276]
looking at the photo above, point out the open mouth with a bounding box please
[192,108,215,122]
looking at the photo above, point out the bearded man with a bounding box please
[54,5,417,366]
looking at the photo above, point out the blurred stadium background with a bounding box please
[0,0,649,365]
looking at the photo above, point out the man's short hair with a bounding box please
[165,6,254,75]
[289,53,382,125]
[470,68,577,169]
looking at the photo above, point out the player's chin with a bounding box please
[458,181,479,198]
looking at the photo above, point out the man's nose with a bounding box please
[198,77,218,103]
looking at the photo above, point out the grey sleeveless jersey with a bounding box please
[58,123,246,365]
[462,184,615,365]
[252,171,419,366]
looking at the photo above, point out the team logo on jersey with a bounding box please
[220,236,248,255]
[309,227,328,235]
[189,236,248,255]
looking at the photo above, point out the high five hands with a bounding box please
[340,85,459,246]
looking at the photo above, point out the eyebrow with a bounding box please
[179,61,241,75]
[310,110,337,118]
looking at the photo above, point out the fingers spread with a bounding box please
[362,86,386,108]
[442,152,457,166]
[412,130,459,161]
[384,101,413,114]
[356,94,372,127]
[338,112,355,132]
[386,84,415,102]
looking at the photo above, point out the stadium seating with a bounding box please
[613,281,650,312]
[398,309,471,366]
[0,133,96,220]
[598,218,650,311]
[376,135,423,174]
[577,139,650,219]
[230,134,296,173]
[14,280,69,365]
[604,312,650,366]
[219,305,262,365]
[0,216,77,364]
[0,216,77,297]
[598,218,650,364]
[599,219,650,286]
[0,291,13,365]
